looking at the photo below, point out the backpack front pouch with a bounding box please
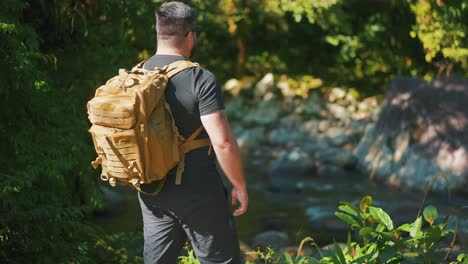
[89,125,144,184]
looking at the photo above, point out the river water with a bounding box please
[92,157,468,251]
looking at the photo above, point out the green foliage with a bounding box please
[237,196,465,264]
[179,249,201,264]
[329,196,456,263]
[266,0,346,28]
[0,0,101,262]
[410,0,468,68]
[85,231,143,264]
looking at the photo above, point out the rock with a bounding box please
[236,127,266,150]
[317,164,347,178]
[277,76,296,98]
[304,143,357,169]
[356,76,468,193]
[328,87,347,102]
[279,113,303,129]
[323,127,349,146]
[270,149,314,178]
[318,120,332,132]
[352,96,380,120]
[263,91,278,101]
[305,206,335,221]
[350,119,369,134]
[254,73,275,98]
[327,103,351,121]
[225,97,247,122]
[297,181,334,192]
[295,94,322,116]
[269,149,314,192]
[301,120,320,133]
[244,100,281,125]
[251,230,289,251]
[268,127,307,146]
[223,78,242,96]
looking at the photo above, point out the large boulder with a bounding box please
[356,76,468,193]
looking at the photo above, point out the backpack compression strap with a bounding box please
[163,60,212,185]
[175,126,212,185]
[132,126,211,196]
[135,60,211,194]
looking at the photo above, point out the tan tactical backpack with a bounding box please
[87,60,211,194]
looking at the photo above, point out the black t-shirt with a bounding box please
[139,55,226,209]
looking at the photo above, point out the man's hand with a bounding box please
[231,187,248,216]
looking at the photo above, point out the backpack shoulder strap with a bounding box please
[166,60,199,79]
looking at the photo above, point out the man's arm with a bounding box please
[200,110,248,216]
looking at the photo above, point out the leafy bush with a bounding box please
[238,196,465,264]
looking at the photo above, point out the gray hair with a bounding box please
[155,1,196,38]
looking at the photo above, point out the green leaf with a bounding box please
[457,253,467,262]
[325,36,340,46]
[423,205,438,226]
[355,244,363,258]
[360,196,372,213]
[347,232,352,258]
[397,223,412,232]
[338,203,359,217]
[283,252,293,263]
[410,216,422,238]
[380,245,400,262]
[363,243,378,257]
[304,257,322,264]
[376,224,386,233]
[334,241,347,264]
[369,206,394,230]
[426,225,442,245]
[442,229,455,236]
[359,227,374,237]
[330,253,341,264]
[380,231,397,241]
[335,212,358,227]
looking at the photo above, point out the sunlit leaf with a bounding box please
[359,227,374,237]
[335,212,358,227]
[397,223,412,232]
[369,206,394,230]
[410,217,422,238]
[423,205,438,226]
[334,240,347,264]
[283,252,293,263]
[338,203,359,217]
[360,196,372,213]
[339,202,360,215]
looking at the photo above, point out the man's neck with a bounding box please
[155,47,187,58]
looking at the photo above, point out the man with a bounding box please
[137,2,248,264]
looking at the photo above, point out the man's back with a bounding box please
[139,54,226,214]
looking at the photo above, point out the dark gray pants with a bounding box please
[138,192,241,264]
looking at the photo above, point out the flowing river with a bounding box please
[92,157,468,252]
